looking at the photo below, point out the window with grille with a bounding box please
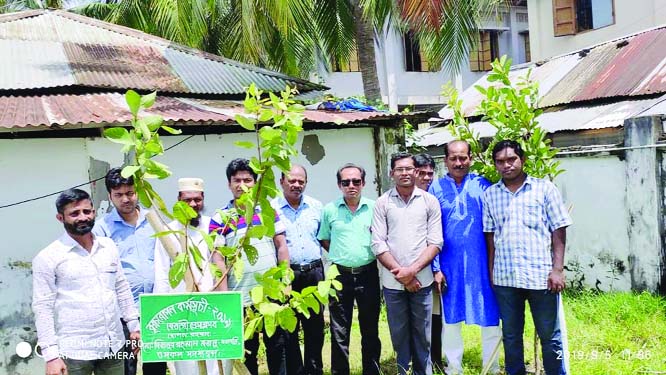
[469,31,499,72]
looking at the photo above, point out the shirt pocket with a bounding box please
[101,265,117,290]
[522,204,543,228]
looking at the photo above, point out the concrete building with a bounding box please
[529,0,666,60]
[317,3,530,109]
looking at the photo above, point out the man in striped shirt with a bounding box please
[210,158,290,375]
[482,140,572,375]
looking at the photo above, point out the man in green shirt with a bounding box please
[318,163,381,375]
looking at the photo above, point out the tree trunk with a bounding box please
[350,0,381,103]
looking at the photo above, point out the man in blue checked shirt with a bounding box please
[271,164,325,375]
[482,140,572,375]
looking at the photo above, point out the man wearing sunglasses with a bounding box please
[318,163,381,375]
[372,152,443,375]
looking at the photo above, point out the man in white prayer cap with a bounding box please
[153,177,223,374]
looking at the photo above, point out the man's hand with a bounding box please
[547,268,566,293]
[405,278,421,293]
[391,266,416,285]
[129,331,141,355]
[46,358,67,375]
[433,271,446,294]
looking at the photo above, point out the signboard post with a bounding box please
[140,292,244,362]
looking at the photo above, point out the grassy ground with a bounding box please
[255,291,666,374]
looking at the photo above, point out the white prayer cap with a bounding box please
[178,177,204,192]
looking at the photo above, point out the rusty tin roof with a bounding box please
[438,24,666,119]
[0,10,326,95]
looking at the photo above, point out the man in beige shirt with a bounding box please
[371,152,443,375]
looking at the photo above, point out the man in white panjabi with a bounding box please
[153,177,224,375]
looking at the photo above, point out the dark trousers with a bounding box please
[329,264,381,375]
[431,314,442,370]
[494,286,566,375]
[64,356,123,375]
[121,320,166,375]
[245,326,289,375]
[286,262,325,375]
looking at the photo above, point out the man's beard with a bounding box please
[64,219,95,235]
[189,214,202,227]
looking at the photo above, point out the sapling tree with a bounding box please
[103,85,341,374]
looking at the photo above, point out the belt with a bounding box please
[334,262,375,275]
[290,259,322,272]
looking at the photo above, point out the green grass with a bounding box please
[257,291,666,374]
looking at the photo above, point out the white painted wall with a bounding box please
[319,6,529,106]
[0,127,377,374]
[555,156,632,292]
[528,0,666,60]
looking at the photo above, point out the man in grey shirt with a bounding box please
[32,189,139,375]
[371,152,443,375]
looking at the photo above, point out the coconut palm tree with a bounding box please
[71,0,502,102]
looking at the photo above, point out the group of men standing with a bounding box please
[32,138,571,375]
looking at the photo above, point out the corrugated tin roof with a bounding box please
[0,93,400,131]
[438,24,666,119]
[0,10,326,95]
[423,97,662,147]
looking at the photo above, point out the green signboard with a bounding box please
[140,292,244,362]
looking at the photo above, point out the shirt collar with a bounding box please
[59,232,100,254]
[109,206,147,226]
[498,174,534,193]
[336,196,369,209]
[444,172,471,185]
[277,195,308,210]
[389,186,422,201]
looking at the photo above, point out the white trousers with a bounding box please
[441,322,502,374]
[173,359,223,374]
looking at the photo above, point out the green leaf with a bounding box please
[189,244,204,270]
[126,90,141,117]
[217,245,237,257]
[244,244,258,265]
[234,141,256,149]
[246,225,267,239]
[173,200,198,226]
[145,139,163,154]
[258,109,274,122]
[121,165,140,178]
[152,230,184,238]
[209,263,223,279]
[233,259,244,281]
[250,286,264,305]
[278,308,297,332]
[235,115,257,131]
[160,125,182,135]
[141,91,157,108]
[263,307,277,337]
[326,264,341,280]
[104,127,133,145]
[169,253,187,288]
[140,115,163,132]
[317,282,330,299]
[244,317,262,341]
[259,127,281,142]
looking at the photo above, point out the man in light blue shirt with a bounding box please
[272,164,324,375]
[93,167,165,375]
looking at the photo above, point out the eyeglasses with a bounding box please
[340,179,363,187]
[393,167,415,173]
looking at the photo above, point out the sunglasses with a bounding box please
[340,179,363,187]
